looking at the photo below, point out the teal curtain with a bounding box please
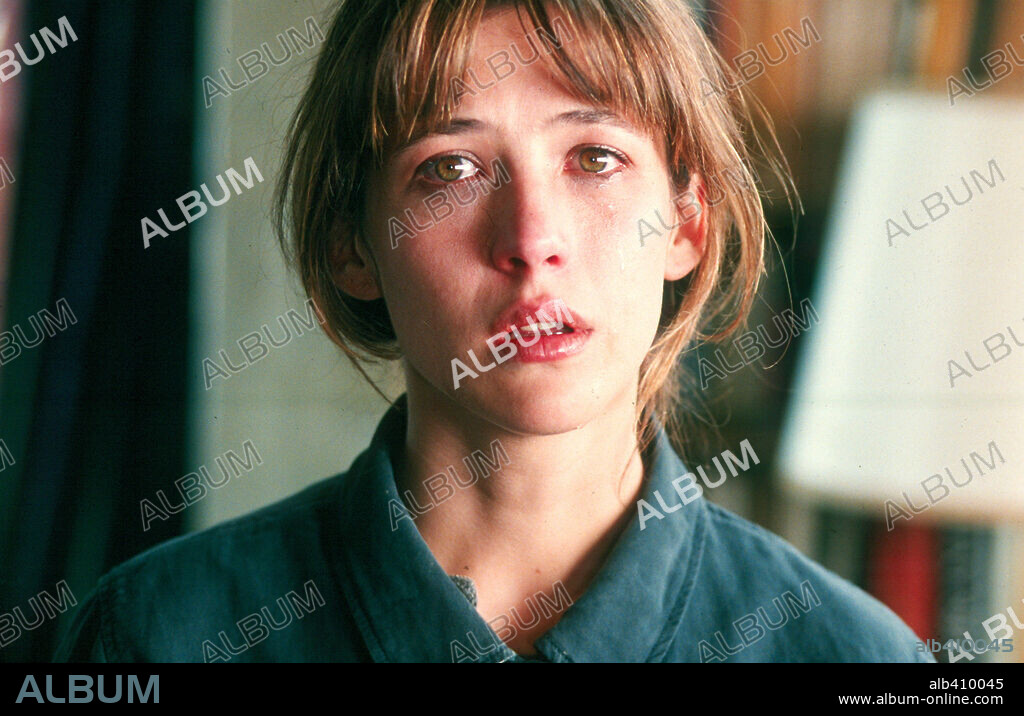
[0,0,196,662]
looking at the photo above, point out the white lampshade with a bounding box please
[777,89,1024,523]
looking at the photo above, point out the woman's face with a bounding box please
[344,9,704,436]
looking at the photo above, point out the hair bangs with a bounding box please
[367,0,702,167]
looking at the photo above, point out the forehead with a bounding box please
[473,6,548,52]
[452,12,607,122]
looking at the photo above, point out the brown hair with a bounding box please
[274,0,790,460]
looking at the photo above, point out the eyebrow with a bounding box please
[549,108,635,132]
[394,109,637,157]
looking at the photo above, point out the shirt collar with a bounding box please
[331,395,707,663]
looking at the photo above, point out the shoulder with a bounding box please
[111,471,343,588]
[55,472,363,662]
[682,499,933,663]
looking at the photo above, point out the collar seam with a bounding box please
[326,452,392,663]
[537,635,574,663]
[646,497,710,662]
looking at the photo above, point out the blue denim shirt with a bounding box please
[54,396,933,663]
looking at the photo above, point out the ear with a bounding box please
[664,173,708,282]
[328,218,383,301]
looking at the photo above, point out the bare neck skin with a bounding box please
[395,368,646,656]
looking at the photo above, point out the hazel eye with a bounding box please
[425,155,479,183]
[576,146,626,174]
[579,148,608,172]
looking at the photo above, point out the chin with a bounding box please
[456,368,619,437]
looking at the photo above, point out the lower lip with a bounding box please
[508,329,591,363]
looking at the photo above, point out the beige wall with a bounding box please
[190,0,403,530]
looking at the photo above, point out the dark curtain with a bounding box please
[0,0,195,662]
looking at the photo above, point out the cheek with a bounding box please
[364,183,461,312]
[571,196,673,359]
[370,225,485,374]
[575,189,671,291]
[379,252,460,334]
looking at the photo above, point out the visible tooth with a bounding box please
[518,321,562,332]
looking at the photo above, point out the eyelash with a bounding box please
[572,145,629,176]
[415,145,629,185]
[417,155,483,185]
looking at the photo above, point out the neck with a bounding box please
[393,369,646,653]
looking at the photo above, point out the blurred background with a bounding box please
[1,0,1022,662]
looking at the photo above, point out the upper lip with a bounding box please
[490,297,590,337]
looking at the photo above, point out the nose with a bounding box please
[488,169,567,276]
